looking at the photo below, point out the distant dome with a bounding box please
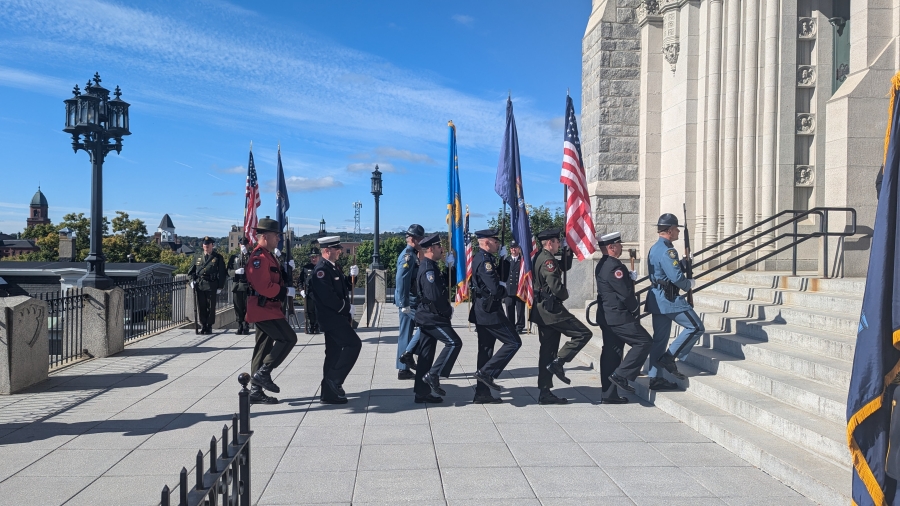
[30,187,48,207]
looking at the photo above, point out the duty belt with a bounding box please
[248,288,280,302]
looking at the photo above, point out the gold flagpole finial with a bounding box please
[448,120,454,127]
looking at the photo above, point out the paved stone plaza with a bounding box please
[0,305,815,505]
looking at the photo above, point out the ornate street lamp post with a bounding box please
[370,165,383,270]
[63,73,131,289]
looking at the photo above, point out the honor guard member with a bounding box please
[594,232,653,403]
[501,240,527,333]
[395,224,424,380]
[413,233,463,403]
[227,236,251,335]
[469,229,522,404]
[646,213,704,390]
[297,248,321,334]
[188,236,227,334]
[531,228,592,405]
[312,236,362,404]
[245,217,299,404]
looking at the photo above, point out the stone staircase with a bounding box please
[575,271,860,505]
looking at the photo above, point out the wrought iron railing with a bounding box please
[586,207,857,325]
[215,279,234,310]
[160,374,253,506]
[124,278,189,342]
[36,289,86,369]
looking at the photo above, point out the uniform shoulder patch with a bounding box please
[544,259,556,272]
[404,253,410,262]
[212,258,217,263]
[252,259,261,268]
[614,269,624,279]
[485,262,493,271]
[667,249,678,259]
[426,271,435,283]
[316,270,325,279]
[673,260,679,266]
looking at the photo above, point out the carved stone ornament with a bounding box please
[662,10,679,72]
[797,65,816,87]
[796,113,816,135]
[798,17,817,38]
[795,166,815,187]
[635,0,660,20]
[663,43,681,72]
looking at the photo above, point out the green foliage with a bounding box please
[159,249,194,274]
[486,205,565,247]
[104,211,161,263]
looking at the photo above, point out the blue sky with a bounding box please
[0,0,590,238]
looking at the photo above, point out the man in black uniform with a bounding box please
[530,228,591,404]
[188,236,227,334]
[227,236,251,334]
[594,232,653,404]
[501,240,526,333]
[468,229,522,404]
[413,233,462,403]
[298,248,321,334]
[311,236,362,404]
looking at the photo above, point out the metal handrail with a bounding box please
[586,207,857,326]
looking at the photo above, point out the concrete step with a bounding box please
[731,319,856,363]
[692,292,859,337]
[683,344,847,424]
[697,282,863,316]
[695,271,865,295]
[631,379,850,505]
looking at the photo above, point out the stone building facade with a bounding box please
[571,0,900,305]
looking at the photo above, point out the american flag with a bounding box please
[455,206,473,304]
[560,95,597,260]
[244,149,261,244]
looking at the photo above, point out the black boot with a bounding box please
[545,358,571,385]
[608,373,636,393]
[655,352,687,380]
[538,387,568,405]
[249,385,278,404]
[397,369,415,380]
[474,370,502,391]
[399,351,417,371]
[251,363,280,393]
[423,373,446,396]
[649,376,681,391]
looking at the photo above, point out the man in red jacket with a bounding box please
[246,217,298,404]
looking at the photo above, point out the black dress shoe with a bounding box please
[546,359,571,385]
[474,370,502,391]
[423,373,446,396]
[655,352,687,380]
[323,378,346,398]
[601,395,629,404]
[649,377,681,391]
[608,373,636,393]
[538,388,568,405]
[249,389,279,404]
[320,396,349,404]
[251,364,280,393]
[414,394,443,403]
[399,352,417,371]
[473,394,503,404]
[397,369,415,380]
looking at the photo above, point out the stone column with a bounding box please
[722,0,741,244]
[0,296,49,394]
[82,287,125,358]
[759,0,779,243]
[704,0,724,249]
[740,0,759,235]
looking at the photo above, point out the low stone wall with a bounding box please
[0,296,49,394]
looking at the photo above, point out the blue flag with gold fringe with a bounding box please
[447,121,466,293]
[848,71,900,506]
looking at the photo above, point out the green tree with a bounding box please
[104,211,161,263]
[159,249,194,274]
[19,223,60,261]
[486,204,565,246]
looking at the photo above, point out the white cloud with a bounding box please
[216,165,244,174]
[346,162,401,173]
[374,147,436,164]
[452,14,474,26]
[263,176,342,192]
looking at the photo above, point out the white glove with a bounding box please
[400,306,411,314]
[499,246,508,258]
[499,281,507,288]
[240,245,248,254]
[216,289,222,294]
[688,279,697,290]
[300,290,306,298]
[349,304,355,315]
[288,259,295,269]
[190,281,195,289]
[287,287,296,298]
[350,265,359,276]
[274,248,282,258]
[234,268,244,275]
[629,271,637,281]
[446,252,456,267]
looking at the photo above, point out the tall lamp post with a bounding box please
[370,165,383,270]
[63,73,131,289]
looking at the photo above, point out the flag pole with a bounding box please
[243,140,252,243]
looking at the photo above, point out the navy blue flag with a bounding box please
[275,145,290,250]
[848,72,900,505]
[494,98,534,307]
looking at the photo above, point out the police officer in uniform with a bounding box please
[594,232,653,403]
[246,218,299,404]
[646,213,704,390]
[501,240,526,333]
[531,228,592,405]
[311,236,362,404]
[298,248,321,334]
[413,233,462,403]
[395,224,424,380]
[227,236,251,335]
[188,236,227,334]
[469,229,522,403]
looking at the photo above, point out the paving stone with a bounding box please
[278,445,361,472]
[353,469,444,502]
[522,466,627,498]
[507,442,596,467]
[440,466,536,500]
[259,471,356,504]
[358,443,435,470]
[16,448,129,477]
[435,442,518,468]
[604,466,716,498]
[0,475,94,506]
[362,423,433,445]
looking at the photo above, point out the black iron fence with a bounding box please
[35,289,86,369]
[124,278,189,342]
[160,374,253,506]
[215,279,234,310]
